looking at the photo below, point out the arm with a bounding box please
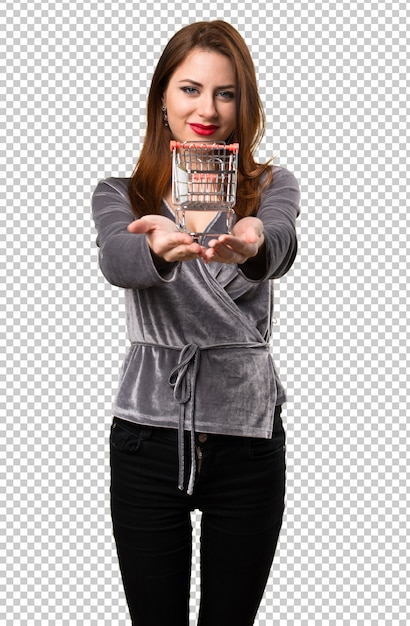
[92,178,203,288]
[202,167,300,281]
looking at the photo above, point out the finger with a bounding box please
[128,215,180,234]
[127,219,155,234]
[164,243,205,262]
[128,221,196,248]
[203,245,246,265]
[208,238,256,259]
[161,232,199,247]
[220,229,259,245]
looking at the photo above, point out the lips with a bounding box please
[189,123,220,136]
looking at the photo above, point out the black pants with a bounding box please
[110,405,285,626]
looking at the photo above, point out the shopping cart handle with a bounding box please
[170,140,239,152]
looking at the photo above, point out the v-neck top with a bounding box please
[92,166,300,491]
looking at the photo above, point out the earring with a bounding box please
[161,105,169,127]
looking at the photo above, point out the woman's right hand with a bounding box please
[127,215,205,263]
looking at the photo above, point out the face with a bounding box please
[162,48,236,143]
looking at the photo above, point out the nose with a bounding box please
[197,93,217,119]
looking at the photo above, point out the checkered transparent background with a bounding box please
[2,1,409,624]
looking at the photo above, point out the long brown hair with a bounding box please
[128,21,272,218]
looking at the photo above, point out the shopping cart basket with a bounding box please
[170,140,239,238]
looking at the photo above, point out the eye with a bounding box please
[217,91,235,100]
[181,86,199,95]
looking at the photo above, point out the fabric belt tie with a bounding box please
[168,343,201,495]
[167,341,269,495]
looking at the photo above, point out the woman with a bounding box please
[92,20,300,626]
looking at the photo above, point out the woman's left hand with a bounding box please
[202,217,265,265]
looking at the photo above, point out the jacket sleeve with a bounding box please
[91,178,179,288]
[239,166,300,281]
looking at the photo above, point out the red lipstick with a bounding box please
[189,123,219,136]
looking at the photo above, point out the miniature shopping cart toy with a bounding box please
[170,140,239,239]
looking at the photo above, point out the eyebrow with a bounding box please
[178,79,236,89]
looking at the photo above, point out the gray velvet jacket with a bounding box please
[92,167,300,493]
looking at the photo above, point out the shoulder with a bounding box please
[93,177,131,199]
[264,165,300,191]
